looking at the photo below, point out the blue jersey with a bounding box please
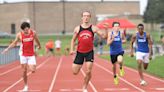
[136,32,149,53]
[110,31,124,55]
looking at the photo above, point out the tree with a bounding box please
[143,0,164,31]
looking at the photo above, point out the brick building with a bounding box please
[0,1,140,34]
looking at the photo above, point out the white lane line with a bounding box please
[0,61,18,69]
[3,58,50,92]
[104,88,129,91]
[48,57,63,92]
[124,66,164,83]
[0,58,42,76]
[59,88,82,92]
[101,58,164,83]
[71,56,98,92]
[0,66,20,76]
[73,88,83,91]
[81,69,98,92]
[155,88,164,90]
[94,63,145,92]
[17,89,40,92]
[59,89,71,91]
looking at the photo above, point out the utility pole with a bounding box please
[62,0,66,35]
[33,0,36,30]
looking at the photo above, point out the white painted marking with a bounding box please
[81,69,98,92]
[71,56,98,92]
[104,88,129,91]
[0,66,20,76]
[124,66,164,83]
[59,88,82,92]
[0,62,18,69]
[102,58,164,83]
[48,57,63,92]
[17,89,40,92]
[155,88,164,90]
[73,88,83,91]
[95,63,145,92]
[3,58,50,92]
[60,89,71,91]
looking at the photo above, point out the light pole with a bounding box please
[62,0,66,35]
[33,0,36,30]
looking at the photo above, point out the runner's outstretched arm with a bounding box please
[92,25,107,39]
[1,33,20,54]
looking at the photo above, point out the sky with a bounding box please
[0,0,148,15]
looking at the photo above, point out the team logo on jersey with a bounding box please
[80,30,92,40]
[23,37,33,42]
[114,37,121,41]
[138,38,146,42]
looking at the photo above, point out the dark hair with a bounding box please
[20,22,30,30]
[137,23,144,28]
[112,22,120,27]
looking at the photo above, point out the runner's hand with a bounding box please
[149,54,152,60]
[111,35,115,40]
[70,50,75,55]
[130,51,134,57]
[1,48,9,54]
[37,45,41,50]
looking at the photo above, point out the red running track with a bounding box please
[0,55,164,92]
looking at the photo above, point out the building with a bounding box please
[0,1,140,34]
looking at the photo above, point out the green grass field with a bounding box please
[0,34,164,78]
[36,35,72,55]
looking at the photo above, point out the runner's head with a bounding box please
[21,22,30,33]
[81,11,91,24]
[137,23,144,34]
[112,22,120,32]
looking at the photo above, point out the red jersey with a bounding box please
[77,25,94,53]
[20,30,35,56]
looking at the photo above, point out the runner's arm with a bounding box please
[34,31,41,49]
[121,31,126,44]
[1,33,20,54]
[70,26,79,54]
[130,34,136,57]
[107,31,114,45]
[92,25,107,39]
[147,33,153,58]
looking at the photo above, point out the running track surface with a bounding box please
[0,56,164,92]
